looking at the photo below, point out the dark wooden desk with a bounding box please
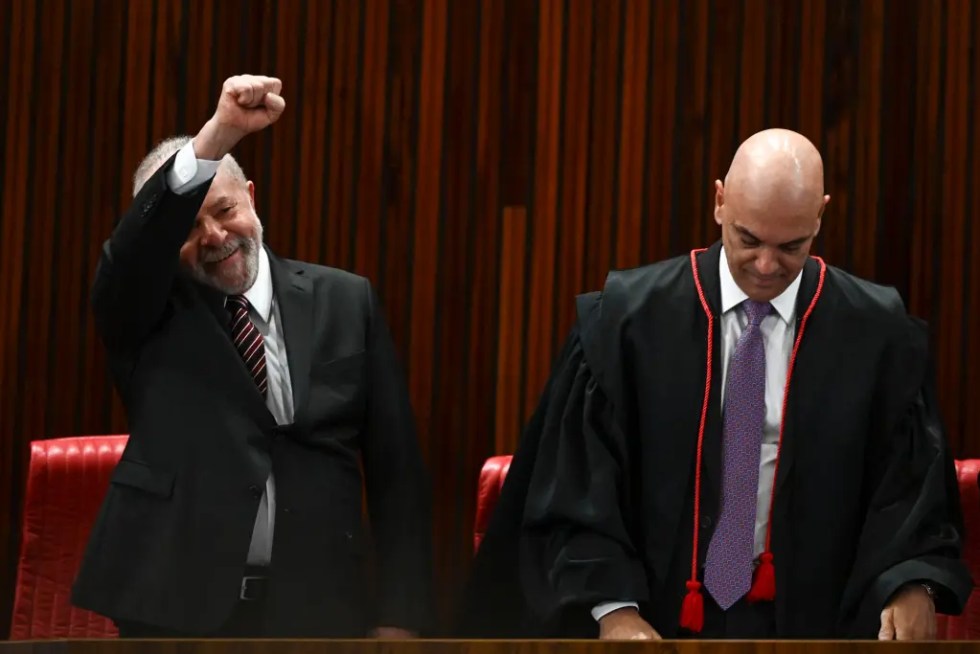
[2,641,979,653]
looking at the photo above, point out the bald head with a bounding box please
[714,129,831,301]
[724,128,826,216]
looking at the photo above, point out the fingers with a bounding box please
[224,75,283,108]
[878,608,896,640]
[264,93,286,121]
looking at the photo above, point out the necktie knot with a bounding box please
[226,294,250,314]
[743,300,773,327]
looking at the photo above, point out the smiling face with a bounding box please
[714,129,830,302]
[179,166,264,295]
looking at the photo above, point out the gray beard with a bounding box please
[190,233,263,295]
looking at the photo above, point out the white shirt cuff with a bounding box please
[591,601,639,622]
[165,141,221,195]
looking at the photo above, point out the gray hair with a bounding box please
[132,135,247,197]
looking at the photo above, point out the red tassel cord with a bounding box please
[747,551,776,602]
[679,580,705,633]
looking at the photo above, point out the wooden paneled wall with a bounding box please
[1,0,977,636]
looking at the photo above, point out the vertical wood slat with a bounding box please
[20,0,67,444]
[408,0,448,454]
[295,0,332,266]
[965,1,980,454]
[183,0,215,129]
[875,1,917,294]
[704,0,741,221]
[583,0,622,291]
[1,0,36,442]
[523,0,563,421]
[850,0,883,281]
[121,0,154,202]
[495,206,528,455]
[379,0,421,360]
[53,0,97,438]
[266,0,304,257]
[149,0,181,142]
[738,0,768,140]
[676,0,710,248]
[798,0,825,142]
[937,0,971,445]
[498,0,538,208]
[325,1,362,269]
[819,1,856,267]
[0,0,35,638]
[431,0,482,605]
[768,1,804,128]
[79,0,127,434]
[467,0,505,462]
[909,1,945,320]
[645,0,678,263]
[353,0,390,283]
[554,0,593,338]
[613,0,650,271]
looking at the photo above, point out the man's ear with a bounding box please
[714,179,725,226]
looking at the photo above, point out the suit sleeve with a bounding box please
[359,280,434,632]
[841,316,972,634]
[520,333,649,626]
[91,152,211,353]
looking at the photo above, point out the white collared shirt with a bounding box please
[718,246,800,558]
[592,248,802,622]
[168,143,293,566]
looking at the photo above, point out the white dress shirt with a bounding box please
[592,248,802,621]
[167,142,294,566]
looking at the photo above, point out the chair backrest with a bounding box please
[10,435,128,640]
[473,455,513,552]
[936,459,980,640]
[474,455,980,639]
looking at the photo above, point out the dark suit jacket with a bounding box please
[71,154,433,636]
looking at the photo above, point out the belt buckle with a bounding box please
[240,575,267,601]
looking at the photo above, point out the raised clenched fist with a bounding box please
[192,75,286,160]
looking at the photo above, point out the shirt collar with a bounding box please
[241,246,273,322]
[719,246,801,324]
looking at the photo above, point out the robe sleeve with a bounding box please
[520,333,649,625]
[453,327,586,637]
[841,316,972,634]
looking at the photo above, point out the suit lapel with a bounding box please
[188,276,276,431]
[268,249,314,419]
[195,275,232,332]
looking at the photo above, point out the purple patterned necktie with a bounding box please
[704,299,772,610]
[226,295,268,397]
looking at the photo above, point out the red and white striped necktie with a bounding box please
[226,295,268,397]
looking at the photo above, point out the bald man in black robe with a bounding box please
[458,129,970,640]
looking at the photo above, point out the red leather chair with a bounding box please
[474,454,980,639]
[936,459,980,639]
[473,455,512,552]
[10,435,128,639]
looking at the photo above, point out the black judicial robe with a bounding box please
[457,241,970,638]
